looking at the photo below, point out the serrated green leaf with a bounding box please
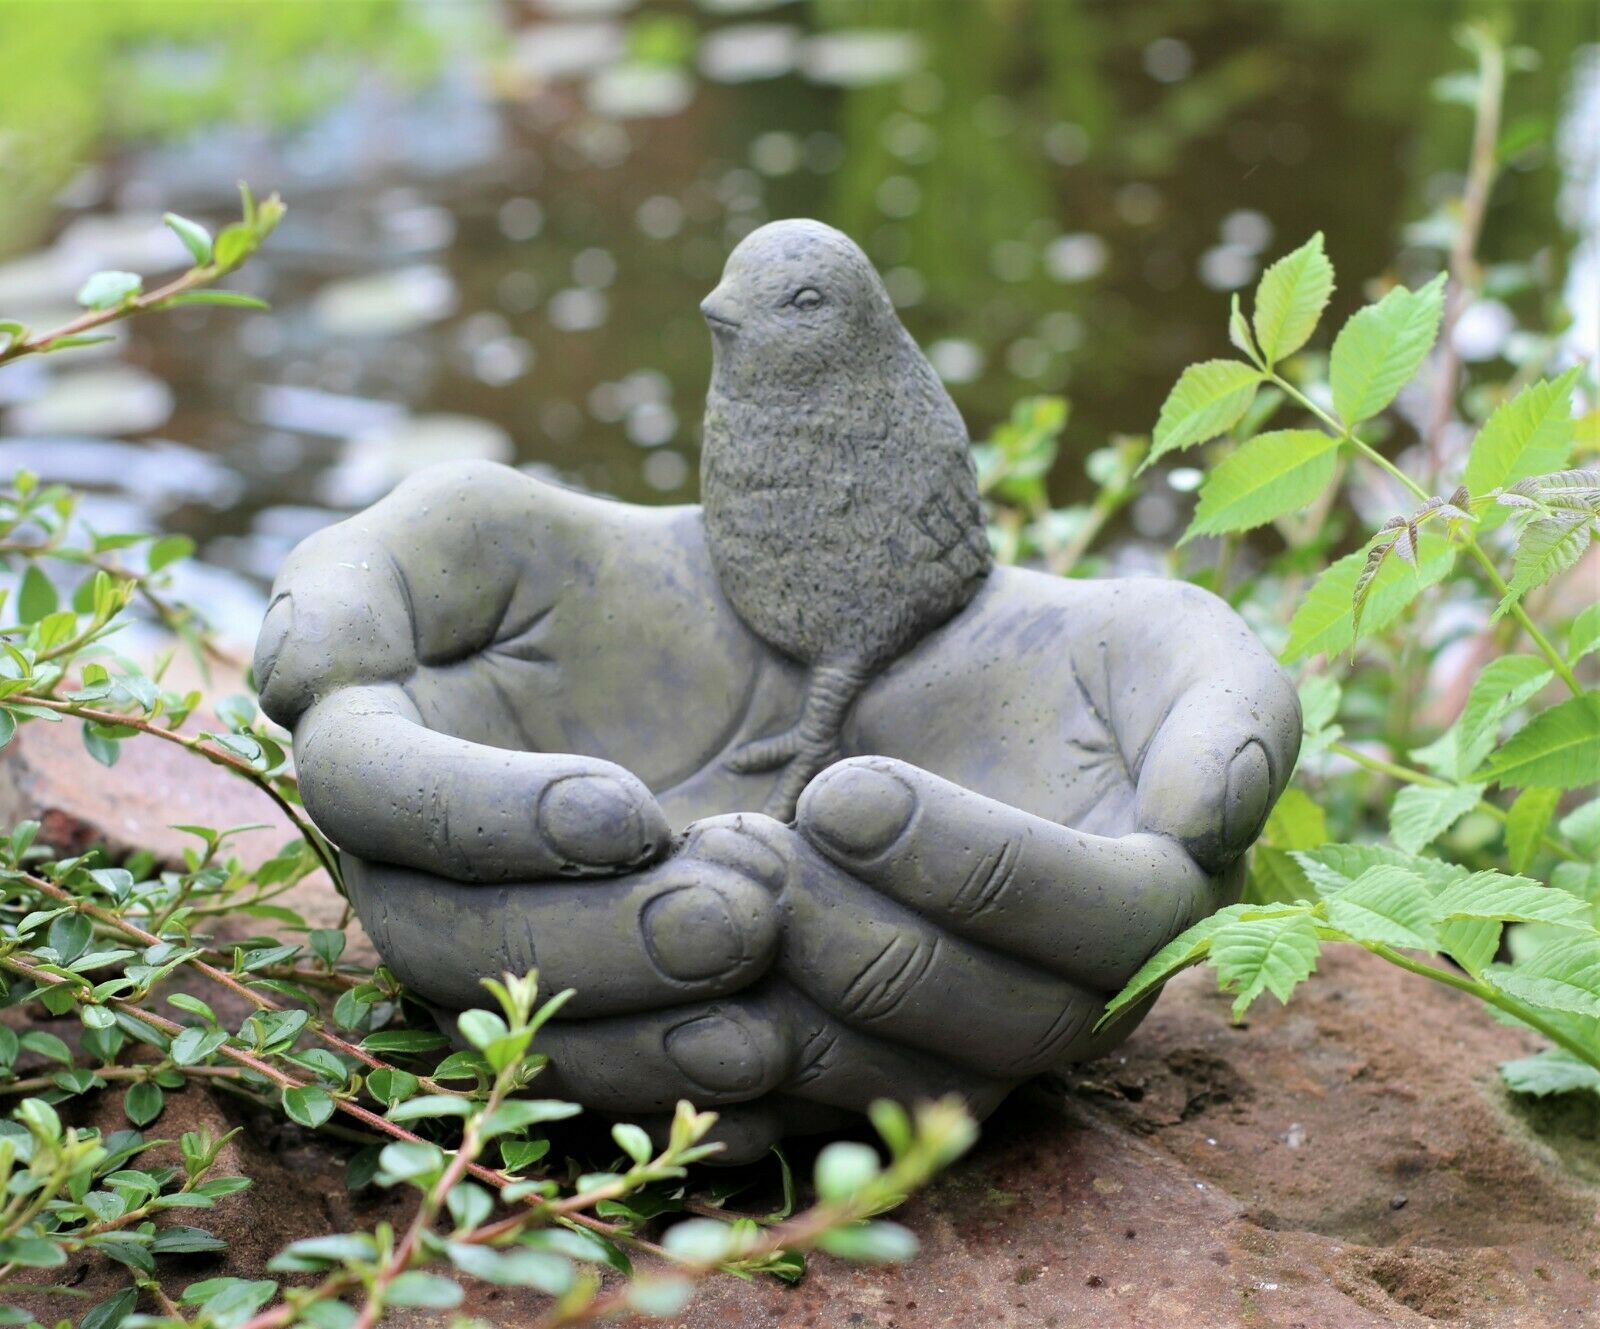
[1146,360,1262,466]
[1505,788,1561,872]
[1097,902,1261,1028]
[1569,604,1600,664]
[1501,1048,1600,1098]
[1263,787,1328,850]
[1559,797,1600,857]
[1389,782,1485,854]
[1447,655,1555,777]
[1490,936,1600,1018]
[1247,845,1315,906]
[1464,369,1582,499]
[1494,515,1593,619]
[1283,531,1454,661]
[1329,273,1445,425]
[1322,865,1438,950]
[1474,694,1600,790]
[1435,869,1593,927]
[1211,911,1321,1020]
[1252,232,1334,364]
[1183,429,1339,540]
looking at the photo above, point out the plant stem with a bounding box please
[1268,373,1583,695]
[11,693,340,888]
[1425,27,1505,481]
[1328,740,1579,862]
[1369,942,1598,1073]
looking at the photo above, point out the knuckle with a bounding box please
[1003,1000,1096,1077]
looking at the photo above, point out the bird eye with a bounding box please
[790,287,823,311]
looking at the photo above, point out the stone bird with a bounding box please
[700,219,993,819]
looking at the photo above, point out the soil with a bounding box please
[2,721,1596,1328]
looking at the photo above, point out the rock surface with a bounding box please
[3,727,1596,1328]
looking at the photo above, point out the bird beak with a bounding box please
[700,287,742,333]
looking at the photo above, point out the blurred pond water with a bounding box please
[0,0,1591,644]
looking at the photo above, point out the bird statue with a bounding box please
[699,218,993,820]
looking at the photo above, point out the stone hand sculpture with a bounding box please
[254,221,1301,1162]
[701,221,991,818]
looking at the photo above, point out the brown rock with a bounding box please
[3,723,1595,1327]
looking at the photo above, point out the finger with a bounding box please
[1134,669,1300,874]
[531,987,796,1114]
[794,757,1213,990]
[778,991,1015,1119]
[344,844,781,1018]
[295,684,671,881]
[755,841,1103,1079]
[254,460,546,727]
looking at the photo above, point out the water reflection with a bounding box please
[0,0,1588,645]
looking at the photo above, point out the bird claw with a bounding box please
[726,728,805,774]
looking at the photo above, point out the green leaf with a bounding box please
[282,1086,335,1129]
[268,1233,377,1271]
[1505,788,1561,872]
[163,212,214,265]
[151,1226,227,1255]
[1435,870,1593,927]
[612,1122,653,1165]
[148,535,195,572]
[1494,515,1593,619]
[1448,655,1554,777]
[1328,273,1445,425]
[77,270,143,310]
[1570,604,1600,663]
[359,1029,447,1055]
[814,1141,881,1200]
[1388,782,1485,854]
[1489,937,1600,1018]
[17,566,58,623]
[83,724,121,767]
[1183,429,1339,540]
[124,1081,164,1126]
[1559,797,1600,857]
[662,1218,734,1263]
[0,710,17,753]
[480,1099,581,1139]
[1463,369,1582,499]
[43,333,115,353]
[816,1220,920,1263]
[1252,232,1334,364]
[1297,674,1343,756]
[383,1272,462,1309]
[159,290,271,311]
[1322,865,1438,950]
[1283,531,1454,661]
[1210,911,1322,1020]
[1247,845,1314,905]
[171,1027,227,1066]
[626,1278,694,1316]
[1146,360,1263,467]
[448,1242,574,1293]
[79,1286,136,1329]
[1474,694,1600,790]
[1262,786,1327,851]
[1500,1048,1600,1098]
[1097,902,1260,1028]
[385,1094,471,1122]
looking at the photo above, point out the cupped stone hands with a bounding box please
[254,462,1300,1162]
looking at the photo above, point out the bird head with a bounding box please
[701,219,901,404]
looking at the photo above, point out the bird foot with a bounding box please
[726,728,839,821]
[726,728,806,774]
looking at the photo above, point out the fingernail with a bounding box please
[540,773,646,867]
[801,763,915,860]
[664,1014,765,1094]
[1224,740,1271,849]
[641,885,747,982]
[252,594,293,692]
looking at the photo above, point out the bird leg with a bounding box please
[727,659,871,820]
